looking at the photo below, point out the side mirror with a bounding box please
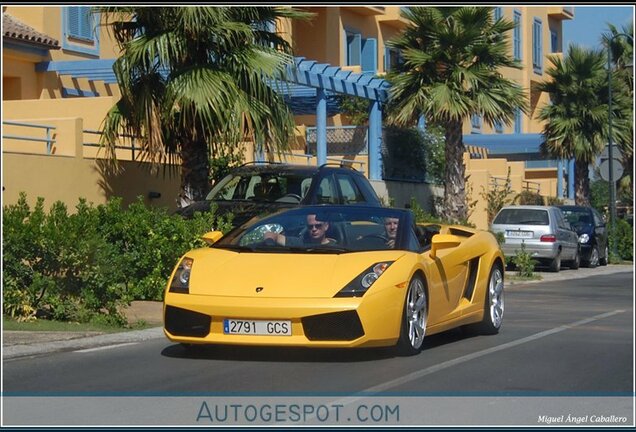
[202,231,224,245]
[430,234,462,259]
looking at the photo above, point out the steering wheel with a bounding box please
[263,237,277,246]
[282,193,302,201]
[361,234,388,242]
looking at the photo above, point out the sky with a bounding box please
[563,5,634,50]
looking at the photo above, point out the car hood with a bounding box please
[184,248,407,298]
[176,200,296,226]
[573,223,594,236]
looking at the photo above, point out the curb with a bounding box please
[505,264,633,286]
[3,327,165,360]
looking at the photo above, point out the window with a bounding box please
[315,176,338,204]
[63,7,99,56]
[533,18,543,73]
[513,10,522,61]
[336,174,365,204]
[494,119,504,134]
[550,30,558,53]
[514,108,522,133]
[471,114,482,134]
[345,30,362,66]
[494,7,503,21]
[345,28,377,73]
[384,47,402,73]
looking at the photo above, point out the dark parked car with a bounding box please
[558,205,609,267]
[176,162,383,227]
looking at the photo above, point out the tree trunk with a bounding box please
[177,140,210,208]
[442,119,467,223]
[574,159,590,206]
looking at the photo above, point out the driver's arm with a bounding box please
[263,231,286,246]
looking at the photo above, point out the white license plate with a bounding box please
[223,319,291,336]
[506,230,532,238]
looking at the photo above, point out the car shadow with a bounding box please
[160,328,472,362]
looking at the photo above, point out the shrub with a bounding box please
[3,193,232,325]
[609,218,633,261]
[481,168,513,226]
[517,190,545,205]
[513,242,537,277]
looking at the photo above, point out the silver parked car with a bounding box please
[491,205,580,272]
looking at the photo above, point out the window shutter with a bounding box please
[79,7,92,40]
[68,7,80,38]
[361,38,377,73]
[349,33,361,66]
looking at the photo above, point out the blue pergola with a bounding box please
[36,57,390,180]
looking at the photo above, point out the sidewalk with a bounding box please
[3,264,632,359]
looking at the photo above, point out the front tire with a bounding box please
[475,264,504,335]
[585,245,599,268]
[395,274,427,356]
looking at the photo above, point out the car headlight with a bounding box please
[169,257,193,294]
[334,262,393,298]
[578,234,590,244]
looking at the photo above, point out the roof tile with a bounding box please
[3,13,60,50]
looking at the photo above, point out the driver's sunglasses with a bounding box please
[307,223,324,230]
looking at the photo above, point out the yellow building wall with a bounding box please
[3,5,572,218]
[4,6,121,101]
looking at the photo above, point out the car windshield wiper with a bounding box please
[288,246,352,254]
[213,245,256,252]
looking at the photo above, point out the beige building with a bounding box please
[2,6,574,229]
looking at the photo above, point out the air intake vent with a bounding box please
[302,310,364,341]
[164,306,211,337]
[463,257,481,300]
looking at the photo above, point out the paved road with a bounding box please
[4,271,632,393]
[3,270,633,426]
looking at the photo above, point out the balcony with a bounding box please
[547,6,574,20]
[377,7,410,29]
[346,6,385,16]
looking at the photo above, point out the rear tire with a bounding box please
[395,274,427,356]
[599,245,608,266]
[567,248,580,270]
[549,251,561,272]
[475,264,504,335]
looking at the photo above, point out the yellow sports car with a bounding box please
[164,205,505,355]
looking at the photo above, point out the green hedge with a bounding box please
[3,193,232,325]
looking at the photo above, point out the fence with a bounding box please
[3,121,56,155]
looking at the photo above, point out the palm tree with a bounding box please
[538,44,631,206]
[97,7,311,206]
[603,22,633,202]
[386,7,527,223]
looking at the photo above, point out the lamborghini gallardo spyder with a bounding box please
[163,205,505,355]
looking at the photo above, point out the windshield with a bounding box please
[560,208,593,226]
[214,206,414,253]
[206,171,314,203]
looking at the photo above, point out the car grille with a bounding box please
[301,310,364,341]
[164,306,211,337]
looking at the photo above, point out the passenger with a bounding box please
[264,214,336,246]
[384,216,399,248]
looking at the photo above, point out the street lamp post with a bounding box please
[606,32,632,259]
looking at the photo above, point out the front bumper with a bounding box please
[163,285,405,348]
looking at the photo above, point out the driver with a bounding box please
[384,216,399,248]
[264,214,336,246]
